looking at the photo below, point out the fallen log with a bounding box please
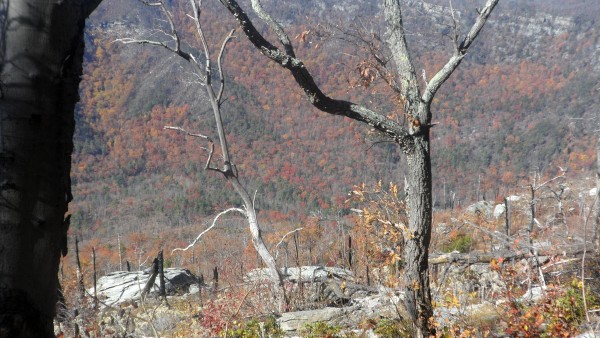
[429,251,526,265]
[429,247,586,265]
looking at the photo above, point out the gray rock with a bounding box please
[574,331,600,338]
[278,289,406,333]
[493,204,506,218]
[90,268,200,306]
[465,201,493,218]
[519,286,546,303]
[245,266,354,283]
[278,306,359,332]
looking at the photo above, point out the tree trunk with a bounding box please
[158,249,166,299]
[142,257,159,297]
[593,135,600,254]
[403,132,433,337]
[228,175,285,310]
[0,1,100,336]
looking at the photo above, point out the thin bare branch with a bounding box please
[422,0,499,104]
[274,227,304,260]
[534,168,566,191]
[448,0,460,51]
[164,126,219,171]
[116,37,175,52]
[164,126,210,140]
[115,6,202,77]
[217,29,237,104]
[139,0,162,6]
[460,0,499,51]
[158,0,181,52]
[190,0,212,83]
[172,208,246,253]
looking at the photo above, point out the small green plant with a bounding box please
[443,234,473,253]
[374,318,411,337]
[223,316,284,338]
[301,321,342,338]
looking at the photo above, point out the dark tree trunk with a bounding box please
[593,135,600,254]
[142,258,159,297]
[75,237,85,302]
[158,250,166,298]
[403,132,433,336]
[0,1,101,335]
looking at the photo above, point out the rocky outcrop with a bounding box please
[466,201,493,218]
[278,289,405,334]
[90,268,200,307]
[245,266,354,283]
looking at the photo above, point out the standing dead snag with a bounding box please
[219,0,499,335]
[141,257,159,298]
[526,168,567,289]
[593,136,600,254]
[75,237,86,303]
[119,0,285,309]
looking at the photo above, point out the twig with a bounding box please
[274,227,304,260]
[164,126,219,172]
[217,29,236,104]
[172,208,245,253]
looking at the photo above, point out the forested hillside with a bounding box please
[70,0,600,238]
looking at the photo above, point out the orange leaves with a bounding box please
[294,30,310,43]
[347,181,407,281]
[353,60,379,88]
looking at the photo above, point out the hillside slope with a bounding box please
[70,0,600,237]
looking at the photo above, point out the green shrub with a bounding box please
[223,316,284,338]
[443,234,473,253]
[301,321,342,338]
[374,318,411,337]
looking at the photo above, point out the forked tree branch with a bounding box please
[250,0,295,57]
[217,29,237,104]
[383,0,421,113]
[116,1,201,76]
[422,0,499,104]
[164,126,219,172]
[218,0,413,150]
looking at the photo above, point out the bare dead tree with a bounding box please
[218,0,499,335]
[119,0,285,309]
[141,257,159,298]
[594,135,600,254]
[526,168,566,289]
[75,237,85,302]
[92,247,98,310]
[158,250,166,301]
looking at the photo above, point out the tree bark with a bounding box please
[158,250,166,299]
[0,1,100,336]
[142,257,159,297]
[593,135,600,254]
[403,130,433,337]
